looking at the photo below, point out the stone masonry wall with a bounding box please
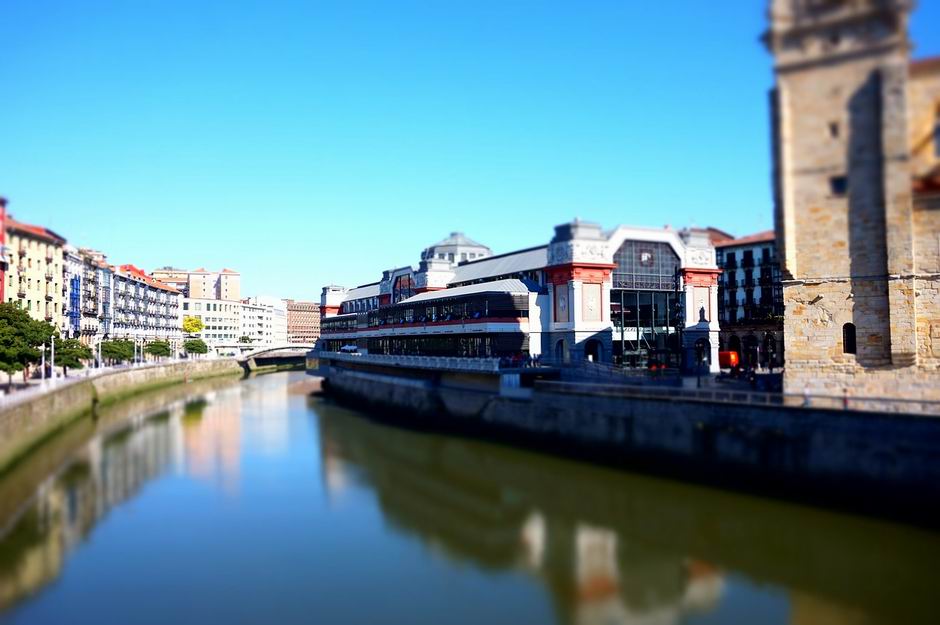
[773,21,940,397]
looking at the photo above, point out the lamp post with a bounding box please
[50,335,56,382]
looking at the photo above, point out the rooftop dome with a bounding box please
[421,231,492,264]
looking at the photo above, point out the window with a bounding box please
[830,175,848,196]
[828,121,839,139]
[843,323,857,354]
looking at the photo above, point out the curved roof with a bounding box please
[344,282,380,301]
[450,246,547,284]
[428,231,488,249]
[399,278,539,305]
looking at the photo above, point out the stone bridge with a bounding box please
[236,344,315,372]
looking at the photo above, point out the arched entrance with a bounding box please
[742,334,759,370]
[554,339,568,363]
[694,338,711,368]
[585,339,602,363]
[762,332,777,368]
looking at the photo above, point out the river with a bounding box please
[0,371,937,625]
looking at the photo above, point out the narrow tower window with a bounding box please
[843,323,857,355]
[934,106,940,157]
[830,175,848,196]
[828,121,840,138]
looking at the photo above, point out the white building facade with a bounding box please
[111,265,183,352]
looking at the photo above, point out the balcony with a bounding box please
[742,257,755,268]
[44,270,54,281]
[17,288,26,298]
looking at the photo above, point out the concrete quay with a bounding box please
[319,363,940,526]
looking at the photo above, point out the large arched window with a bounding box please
[612,240,681,290]
[843,323,857,354]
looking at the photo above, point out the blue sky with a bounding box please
[2,1,939,300]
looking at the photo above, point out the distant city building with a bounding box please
[766,0,940,399]
[319,221,722,371]
[244,296,288,346]
[715,231,784,370]
[152,267,241,301]
[183,297,244,355]
[182,294,288,356]
[110,264,183,351]
[284,299,320,344]
[3,212,67,328]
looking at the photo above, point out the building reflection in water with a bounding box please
[182,390,243,493]
[315,405,940,625]
[0,380,243,611]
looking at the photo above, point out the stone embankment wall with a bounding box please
[325,369,940,523]
[0,360,242,473]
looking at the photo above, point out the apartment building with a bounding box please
[3,213,67,328]
[110,264,183,350]
[152,267,241,301]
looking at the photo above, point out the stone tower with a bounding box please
[765,0,940,399]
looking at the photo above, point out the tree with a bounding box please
[238,336,253,344]
[0,324,28,391]
[184,339,208,357]
[145,340,172,359]
[0,303,55,387]
[55,339,93,376]
[101,339,135,365]
[182,316,205,334]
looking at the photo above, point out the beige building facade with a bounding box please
[152,267,241,301]
[767,0,940,400]
[284,299,320,344]
[4,215,67,328]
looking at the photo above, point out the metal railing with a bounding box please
[315,351,502,373]
[535,380,940,416]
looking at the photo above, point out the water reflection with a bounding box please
[0,377,242,611]
[0,374,938,625]
[316,404,940,625]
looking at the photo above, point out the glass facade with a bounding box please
[612,241,680,291]
[611,240,682,367]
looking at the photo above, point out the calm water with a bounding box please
[0,371,938,625]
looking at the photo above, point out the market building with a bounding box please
[319,220,722,372]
